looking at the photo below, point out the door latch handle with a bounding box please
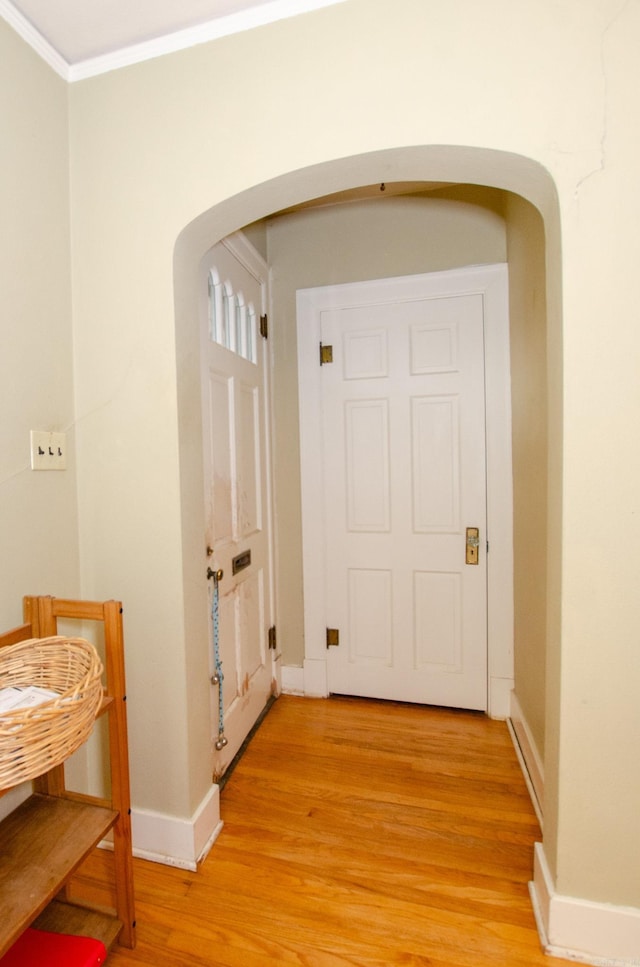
[465,527,480,565]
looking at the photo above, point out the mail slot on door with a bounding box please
[232,549,251,575]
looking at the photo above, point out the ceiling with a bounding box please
[0,0,347,76]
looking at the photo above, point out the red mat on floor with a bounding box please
[0,928,107,966]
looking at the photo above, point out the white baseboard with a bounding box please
[489,676,513,718]
[130,784,223,871]
[302,658,329,697]
[280,664,305,695]
[283,665,515,712]
[509,690,544,823]
[281,661,329,697]
[531,843,640,966]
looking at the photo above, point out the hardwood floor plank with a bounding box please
[90,695,574,966]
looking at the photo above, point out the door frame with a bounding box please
[296,263,513,718]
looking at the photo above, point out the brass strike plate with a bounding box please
[465,527,480,565]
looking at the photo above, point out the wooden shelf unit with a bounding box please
[0,596,136,958]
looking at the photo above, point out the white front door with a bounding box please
[201,234,274,779]
[298,266,513,713]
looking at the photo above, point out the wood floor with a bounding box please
[79,695,573,966]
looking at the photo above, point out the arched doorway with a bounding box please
[173,144,561,832]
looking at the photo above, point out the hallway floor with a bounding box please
[94,695,573,965]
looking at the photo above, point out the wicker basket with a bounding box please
[0,636,104,790]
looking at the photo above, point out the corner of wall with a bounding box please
[530,843,640,966]
[129,784,222,871]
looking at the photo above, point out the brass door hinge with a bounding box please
[319,342,333,365]
[260,314,268,339]
[268,626,277,650]
[326,628,340,648]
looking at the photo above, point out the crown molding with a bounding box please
[0,0,69,79]
[1,0,347,83]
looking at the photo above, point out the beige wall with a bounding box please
[506,193,548,759]
[0,21,78,626]
[266,187,507,667]
[2,0,639,919]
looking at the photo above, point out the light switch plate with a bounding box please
[30,431,67,471]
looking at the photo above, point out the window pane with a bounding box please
[207,271,258,364]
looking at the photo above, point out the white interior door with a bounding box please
[298,269,504,712]
[201,234,274,779]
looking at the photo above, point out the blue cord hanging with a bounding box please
[208,567,228,751]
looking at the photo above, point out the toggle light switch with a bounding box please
[30,431,67,471]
